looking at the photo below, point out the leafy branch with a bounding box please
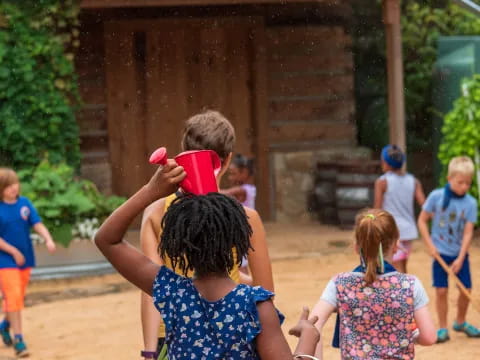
[0,0,81,169]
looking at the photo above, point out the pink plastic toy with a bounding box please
[149,147,221,195]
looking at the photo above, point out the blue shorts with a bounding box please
[432,253,471,289]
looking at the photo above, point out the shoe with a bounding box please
[453,321,480,337]
[13,339,29,358]
[0,323,12,347]
[436,328,450,343]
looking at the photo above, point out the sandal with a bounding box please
[140,350,158,359]
[453,321,480,337]
[0,322,12,347]
[436,328,450,343]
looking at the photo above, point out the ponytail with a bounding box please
[355,209,398,285]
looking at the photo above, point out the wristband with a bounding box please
[140,351,158,359]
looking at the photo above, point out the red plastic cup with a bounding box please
[149,147,221,195]
[174,150,221,195]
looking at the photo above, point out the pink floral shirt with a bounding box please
[322,272,428,360]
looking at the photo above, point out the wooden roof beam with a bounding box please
[81,0,339,8]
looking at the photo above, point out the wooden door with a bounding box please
[104,18,261,200]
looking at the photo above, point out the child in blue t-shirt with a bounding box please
[0,168,56,357]
[418,156,480,343]
[95,160,320,359]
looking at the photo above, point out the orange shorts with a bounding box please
[0,268,31,312]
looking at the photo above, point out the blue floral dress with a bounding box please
[152,266,283,359]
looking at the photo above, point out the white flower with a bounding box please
[72,218,100,241]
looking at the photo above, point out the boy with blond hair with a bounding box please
[418,156,480,343]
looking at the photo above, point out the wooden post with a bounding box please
[251,23,271,220]
[383,0,406,151]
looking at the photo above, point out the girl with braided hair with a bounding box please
[309,209,436,360]
[95,160,320,360]
[140,111,273,360]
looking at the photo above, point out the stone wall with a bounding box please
[272,146,372,223]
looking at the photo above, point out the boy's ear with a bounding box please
[217,152,233,180]
[221,152,233,172]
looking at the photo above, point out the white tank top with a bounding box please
[380,172,418,240]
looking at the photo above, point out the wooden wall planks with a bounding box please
[266,25,356,150]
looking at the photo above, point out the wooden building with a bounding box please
[76,0,356,220]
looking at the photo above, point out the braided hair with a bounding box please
[159,193,253,277]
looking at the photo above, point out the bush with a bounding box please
[18,159,125,247]
[0,0,81,170]
[354,1,480,152]
[438,75,480,200]
[402,2,480,150]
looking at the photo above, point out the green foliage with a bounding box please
[402,1,480,150]
[0,0,81,170]
[18,158,125,247]
[438,75,480,200]
[18,160,94,241]
[354,1,480,152]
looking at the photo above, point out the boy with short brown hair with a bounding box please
[139,110,274,360]
[181,110,235,160]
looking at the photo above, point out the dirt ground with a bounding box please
[1,223,480,359]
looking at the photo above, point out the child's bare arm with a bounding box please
[414,179,426,207]
[309,299,336,359]
[140,200,165,353]
[373,178,386,208]
[95,161,185,295]
[0,237,24,266]
[140,200,165,265]
[414,306,436,345]
[245,208,274,292]
[451,222,474,274]
[221,186,247,203]
[418,210,437,256]
[256,302,319,359]
[33,223,56,253]
[290,307,321,358]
